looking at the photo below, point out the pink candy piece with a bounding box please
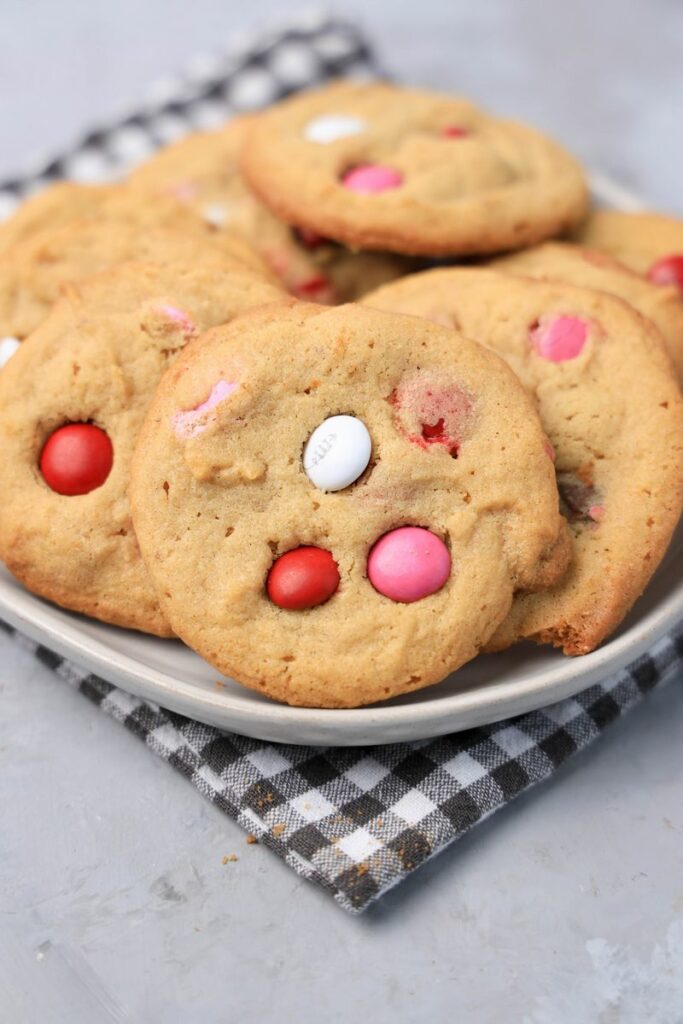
[172,379,238,439]
[168,181,197,203]
[530,315,589,363]
[156,304,195,334]
[588,505,606,522]
[342,164,403,194]
[368,526,451,603]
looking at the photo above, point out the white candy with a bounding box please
[303,114,366,145]
[0,337,20,368]
[303,415,372,492]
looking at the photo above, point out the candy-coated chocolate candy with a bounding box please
[267,546,340,610]
[172,379,238,440]
[647,254,683,291]
[530,315,588,362]
[40,423,113,496]
[294,226,327,249]
[303,414,372,492]
[293,275,336,301]
[303,114,366,144]
[0,337,20,368]
[342,165,403,194]
[368,526,451,603]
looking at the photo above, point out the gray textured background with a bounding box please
[2,3,683,1022]
[2,0,683,214]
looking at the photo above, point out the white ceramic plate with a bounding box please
[1,175,679,745]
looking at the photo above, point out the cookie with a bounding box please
[129,301,568,708]
[574,210,683,286]
[240,81,589,257]
[490,241,683,382]
[130,118,415,302]
[0,180,269,276]
[0,262,283,634]
[363,268,683,654]
[0,217,278,340]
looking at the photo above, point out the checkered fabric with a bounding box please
[2,621,681,913]
[0,11,379,215]
[1,13,682,914]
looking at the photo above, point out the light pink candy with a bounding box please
[172,379,238,439]
[588,505,605,522]
[156,304,195,334]
[342,164,403,194]
[368,526,451,603]
[530,315,589,362]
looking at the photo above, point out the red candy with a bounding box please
[420,417,459,456]
[293,275,337,302]
[267,546,340,610]
[40,423,113,496]
[647,254,683,291]
[294,227,327,250]
[442,126,468,138]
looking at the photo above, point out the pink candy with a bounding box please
[172,379,238,439]
[342,164,403,194]
[530,315,589,363]
[156,304,195,334]
[368,526,451,603]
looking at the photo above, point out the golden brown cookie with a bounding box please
[241,81,589,257]
[490,241,683,382]
[0,217,279,340]
[130,301,568,707]
[130,118,415,302]
[574,210,683,281]
[0,180,259,260]
[363,268,683,654]
[0,262,283,634]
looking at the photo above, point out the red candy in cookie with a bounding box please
[267,546,340,610]
[442,126,468,138]
[647,254,683,291]
[40,423,113,496]
[294,275,337,301]
[392,371,473,457]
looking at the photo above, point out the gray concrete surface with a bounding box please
[1,2,683,1021]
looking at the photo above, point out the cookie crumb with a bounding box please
[271,823,286,838]
[245,834,258,845]
[357,862,369,876]
[221,853,238,864]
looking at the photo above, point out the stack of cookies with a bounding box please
[1,81,681,709]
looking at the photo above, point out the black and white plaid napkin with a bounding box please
[1,12,681,914]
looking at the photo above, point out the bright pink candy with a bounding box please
[530,315,589,362]
[342,164,403,194]
[588,505,605,522]
[368,527,451,603]
[172,379,238,439]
